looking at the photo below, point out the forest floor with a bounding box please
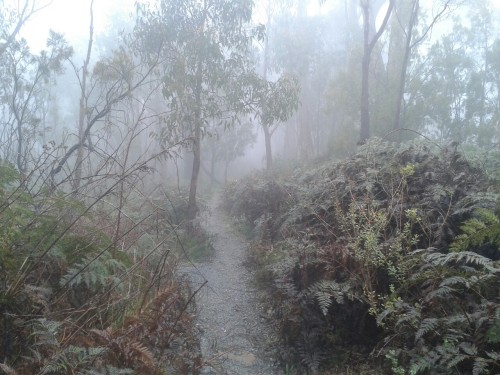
[179,193,280,375]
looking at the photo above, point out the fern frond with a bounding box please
[31,318,62,348]
[60,251,126,292]
[472,357,489,375]
[425,285,456,301]
[415,318,439,341]
[459,342,478,356]
[24,285,52,312]
[439,276,469,288]
[78,367,135,375]
[485,351,500,361]
[410,356,432,374]
[0,363,18,375]
[450,209,500,254]
[309,279,356,316]
[425,251,492,268]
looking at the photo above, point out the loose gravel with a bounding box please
[180,195,280,375]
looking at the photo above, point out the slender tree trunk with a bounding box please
[393,0,419,137]
[262,0,273,169]
[359,0,393,143]
[224,160,229,184]
[73,0,94,194]
[210,142,216,188]
[16,112,24,174]
[263,123,272,170]
[188,108,202,219]
[360,50,371,142]
[360,1,372,142]
[187,42,204,219]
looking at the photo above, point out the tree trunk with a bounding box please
[360,52,371,142]
[393,0,419,137]
[210,141,216,188]
[188,123,201,219]
[73,0,94,194]
[187,90,202,218]
[187,26,205,219]
[224,160,229,184]
[263,122,273,170]
[360,2,372,143]
[262,0,273,169]
[359,0,393,143]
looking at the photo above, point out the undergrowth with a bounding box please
[163,189,215,262]
[224,139,500,374]
[0,164,201,374]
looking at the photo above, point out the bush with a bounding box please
[0,163,200,374]
[225,139,500,374]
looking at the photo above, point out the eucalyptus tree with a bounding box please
[204,121,256,185]
[135,0,267,218]
[388,0,452,137]
[405,1,500,146]
[359,0,394,143]
[270,8,341,159]
[0,30,72,175]
[0,1,71,177]
[48,17,163,194]
[253,74,300,169]
[0,0,45,56]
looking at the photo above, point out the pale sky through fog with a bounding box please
[20,0,137,52]
[17,0,500,53]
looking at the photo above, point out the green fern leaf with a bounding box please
[415,318,439,341]
[485,351,500,360]
[472,357,489,375]
[450,209,500,254]
[309,279,355,316]
[459,342,477,356]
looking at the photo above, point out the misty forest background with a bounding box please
[0,0,499,374]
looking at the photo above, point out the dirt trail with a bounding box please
[180,194,279,375]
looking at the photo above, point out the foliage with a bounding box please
[0,2,204,374]
[449,209,500,257]
[406,1,500,146]
[0,156,200,374]
[225,139,500,374]
[135,0,270,216]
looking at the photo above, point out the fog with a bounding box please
[1,0,499,207]
[1,1,500,373]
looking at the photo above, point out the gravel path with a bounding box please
[180,195,280,375]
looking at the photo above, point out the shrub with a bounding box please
[225,139,500,374]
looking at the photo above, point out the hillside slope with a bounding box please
[224,139,500,374]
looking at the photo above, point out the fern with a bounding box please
[24,284,52,312]
[31,318,63,348]
[472,358,489,375]
[60,251,126,291]
[424,251,493,268]
[415,318,439,341]
[78,367,135,375]
[450,209,500,255]
[40,346,105,375]
[309,279,356,316]
[0,363,17,375]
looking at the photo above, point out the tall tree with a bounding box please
[136,0,264,218]
[389,0,451,137]
[0,0,44,56]
[254,74,300,169]
[0,31,71,174]
[72,0,95,193]
[359,0,393,143]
